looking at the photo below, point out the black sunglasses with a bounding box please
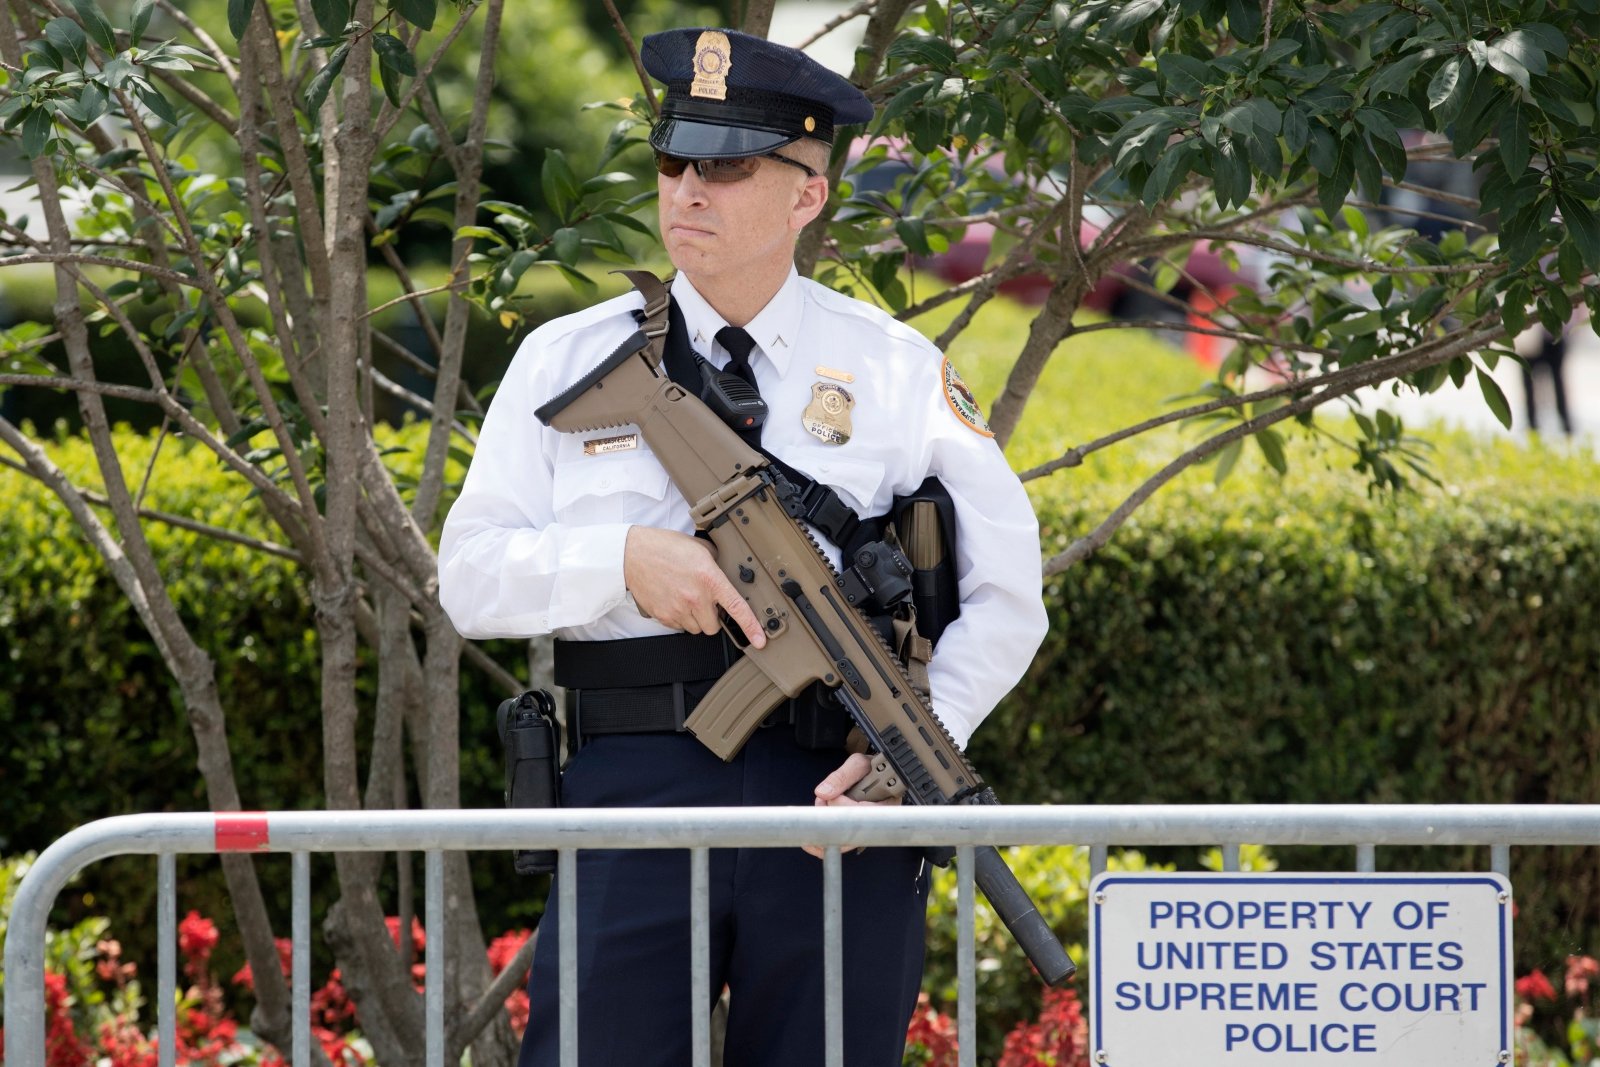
[654,150,819,183]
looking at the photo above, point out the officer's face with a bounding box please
[659,152,827,292]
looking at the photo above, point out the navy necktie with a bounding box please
[715,326,759,388]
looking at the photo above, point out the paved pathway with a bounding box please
[1361,325,1599,445]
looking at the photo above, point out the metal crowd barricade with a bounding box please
[6,805,1598,1067]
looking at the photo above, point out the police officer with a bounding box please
[438,26,1047,1067]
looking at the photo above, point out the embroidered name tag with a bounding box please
[583,433,639,456]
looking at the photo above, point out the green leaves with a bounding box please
[303,41,349,115]
[1485,29,1548,91]
[1498,103,1530,177]
[134,81,176,124]
[1426,56,1463,112]
[391,0,437,32]
[540,150,581,221]
[1476,367,1513,430]
[43,18,89,68]
[227,0,255,41]
[373,33,416,106]
[1555,194,1600,273]
[1155,52,1210,98]
[886,32,958,70]
[1106,0,1163,36]
[131,0,154,41]
[20,106,53,158]
[1254,427,1288,476]
[69,0,116,52]
[309,0,351,37]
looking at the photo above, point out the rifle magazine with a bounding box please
[684,653,788,760]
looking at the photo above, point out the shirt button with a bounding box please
[598,477,611,488]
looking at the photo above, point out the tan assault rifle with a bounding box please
[534,284,1075,986]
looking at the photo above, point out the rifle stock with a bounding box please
[536,327,1076,986]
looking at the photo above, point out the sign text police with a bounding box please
[1089,873,1513,1066]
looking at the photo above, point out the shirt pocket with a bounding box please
[781,446,888,517]
[550,439,673,525]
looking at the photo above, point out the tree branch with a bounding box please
[0,452,303,561]
[601,0,656,117]
[462,641,523,698]
[0,10,307,1058]
[116,82,334,570]
[740,0,777,37]
[1042,322,1507,574]
[449,932,538,1062]
[374,3,481,142]
[154,0,241,85]
[798,0,877,49]
[413,0,502,531]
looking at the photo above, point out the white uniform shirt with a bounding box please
[438,269,1047,748]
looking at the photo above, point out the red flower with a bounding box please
[232,937,294,992]
[42,973,92,1067]
[311,970,358,1027]
[488,930,532,977]
[1566,955,1600,999]
[178,911,220,963]
[96,1019,157,1067]
[385,916,426,955]
[998,987,1088,1067]
[1516,969,1557,1003]
[505,989,530,1039]
[903,992,959,1066]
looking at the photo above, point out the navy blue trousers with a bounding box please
[516,728,930,1067]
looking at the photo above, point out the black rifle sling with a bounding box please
[616,270,959,654]
[624,272,869,552]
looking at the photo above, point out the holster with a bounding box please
[890,475,961,648]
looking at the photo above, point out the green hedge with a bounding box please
[0,427,523,990]
[0,264,613,434]
[978,435,1600,976]
[4,410,1598,988]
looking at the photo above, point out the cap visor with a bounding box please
[650,118,797,159]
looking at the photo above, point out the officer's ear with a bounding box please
[790,173,829,232]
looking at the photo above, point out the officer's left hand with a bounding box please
[803,753,901,859]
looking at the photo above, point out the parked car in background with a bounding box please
[838,143,1256,360]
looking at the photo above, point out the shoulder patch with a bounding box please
[942,358,993,437]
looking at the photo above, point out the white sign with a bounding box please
[1089,872,1513,1066]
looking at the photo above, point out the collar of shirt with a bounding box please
[671,269,803,379]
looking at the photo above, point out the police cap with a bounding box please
[641,28,874,159]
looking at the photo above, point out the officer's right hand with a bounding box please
[624,526,767,649]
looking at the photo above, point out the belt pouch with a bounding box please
[793,687,855,751]
[499,690,561,876]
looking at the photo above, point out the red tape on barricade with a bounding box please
[215,813,270,852]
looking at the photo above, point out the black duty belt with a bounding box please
[554,633,851,751]
[563,679,797,743]
[554,632,738,689]
[555,634,786,747]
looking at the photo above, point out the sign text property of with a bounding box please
[1089,873,1513,1066]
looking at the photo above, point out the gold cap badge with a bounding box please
[691,30,732,101]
